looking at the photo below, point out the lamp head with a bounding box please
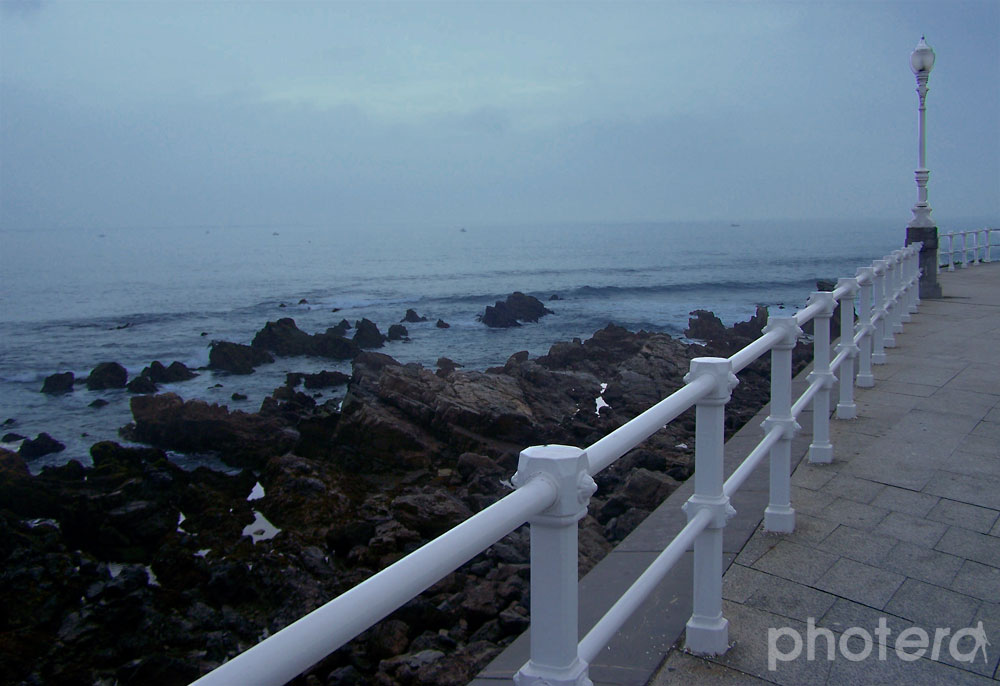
[910,36,935,74]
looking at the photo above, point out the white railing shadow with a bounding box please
[191,242,927,686]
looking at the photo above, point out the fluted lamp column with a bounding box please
[904,36,942,298]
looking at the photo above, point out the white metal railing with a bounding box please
[939,228,996,271]
[190,242,926,686]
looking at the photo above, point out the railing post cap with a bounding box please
[873,260,888,274]
[806,290,836,315]
[684,357,738,402]
[856,265,875,282]
[513,444,596,523]
[762,315,802,348]
[836,277,860,294]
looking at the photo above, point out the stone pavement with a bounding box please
[472,262,999,685]
[651,261,1000,685]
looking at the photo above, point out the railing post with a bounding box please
[835,278,860,419]
[871,260,888,362]
[806,292,836,463]
[946,233,955,271]
[882,257,897,348]
[760,317,800,532]
[896,249,912,324]
[985,229,992,264]
[682,357,738,655]
[889,252,904,335]
[962,231,969,268]
[855,267,876,387]
[972,230,980,266]
[513,445,597,686]
[907,243,921,314]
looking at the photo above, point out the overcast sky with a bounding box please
[1,0,997,231]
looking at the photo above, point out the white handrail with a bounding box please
[190,476,556,686]
[191,238,931,686]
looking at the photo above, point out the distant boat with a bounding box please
[460,228,467,233]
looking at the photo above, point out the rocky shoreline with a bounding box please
[0,304,814,686]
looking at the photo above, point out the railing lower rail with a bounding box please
[192,238,930,686]
[940,227,996,271]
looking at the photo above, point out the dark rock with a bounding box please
[231,392,248,401]
[41,371,75,394]
[402,309,428,323]
[298,298,309,305]
[252,318,319,356]
[2,432,26,442]
[90,399,110,408]
[549,294,562,301]
[251,318,361,361]
[387,324,408,341]
[479,301,520,328]
[127,393,296,469]
[143,360,198,383]
[86,362,128,390]
[504,292,552,322]
[302,371,350,389]
[208,341,274,374]
[479,292,552,327]
[353,319,386,349]
[685,309,727,342]
[126,375,158,394]
[435,357,462,378]
[19,432,66,458]
[436,319,450,329]
[392,492,472,537]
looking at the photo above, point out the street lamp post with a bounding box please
[905,36,942,298]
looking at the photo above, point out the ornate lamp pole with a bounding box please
[905,36,942,298]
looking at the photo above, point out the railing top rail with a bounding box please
[190,476,556,686]
[192,236,931,686]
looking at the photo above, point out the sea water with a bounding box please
[0,219,906,470]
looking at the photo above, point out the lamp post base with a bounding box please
[906,226,943,299]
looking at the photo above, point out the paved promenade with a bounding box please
[653,261,1000,684]
[474,262,999,686]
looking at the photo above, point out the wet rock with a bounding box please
[685,309,727,342]
[251,318,361,360]
[127,393,296,469]
[435,357,462,378]
[87,362,128,390]
[480,292,552,327]
[479,301,520,327]
[302,370,350,389]
[353,319,386,349]
[19,432,66,458]
[127,375,158,394]
[143,360,198,383]
[392,492,473,537]
[2,432,26,442]
[41,371,75,394]
[387,324,408,341]
[436,318,450,329]
[402,309,428,323]
[90,398,110,408]
[208,341,274,374]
